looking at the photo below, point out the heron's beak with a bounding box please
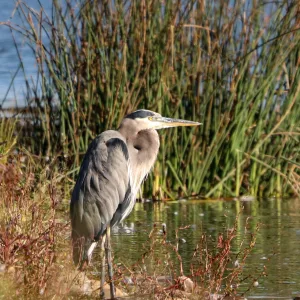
[150,116,201,129]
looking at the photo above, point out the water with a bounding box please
[111,198,300,299]
[0,0,51,108]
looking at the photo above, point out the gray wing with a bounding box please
[70,130,131,265]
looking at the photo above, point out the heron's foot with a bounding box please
[100,287,105,299]
[109,280,116,299]
[99,281,116,300]
[78,259,89,271]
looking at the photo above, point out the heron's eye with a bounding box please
[148,117,153,121]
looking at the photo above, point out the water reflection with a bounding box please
[112,199,300,298]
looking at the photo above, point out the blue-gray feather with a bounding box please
[70,130,131,265]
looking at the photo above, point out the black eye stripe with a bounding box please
[125,110,155,119]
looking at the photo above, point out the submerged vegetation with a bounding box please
[1,0,299,198]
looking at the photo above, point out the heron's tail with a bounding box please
[72,235,91,270]
[72,234,99,270]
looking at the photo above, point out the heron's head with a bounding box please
[120,109,201,132]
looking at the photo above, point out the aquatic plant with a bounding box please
[1,0,300,198]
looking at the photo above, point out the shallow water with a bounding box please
[111,198,300,299]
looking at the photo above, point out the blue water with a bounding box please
[0,0,51,108]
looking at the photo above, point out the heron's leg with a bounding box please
[105,225,116,299]
[100,236,106,299]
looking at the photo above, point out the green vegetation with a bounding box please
[1,1,300,297]
[0,118,17,164]
[1,0,300,198]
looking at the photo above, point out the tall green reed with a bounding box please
[3,0,300,198]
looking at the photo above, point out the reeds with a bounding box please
[0,118,17,164]
[2,0,300,198]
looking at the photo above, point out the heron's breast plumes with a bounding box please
[118,127,160,221]
[128,129,160,196]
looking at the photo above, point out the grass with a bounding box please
[0,118,17,164]
[1,0,299,199]
[0,152,68,295]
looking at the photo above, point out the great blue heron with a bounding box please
[70,109,200,298]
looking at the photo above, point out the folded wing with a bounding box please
[70,130,131,265]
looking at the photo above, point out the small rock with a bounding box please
[253,280,259,287]
[123,276,133,285]
[178,276,194,293]
[39,288,45,295]
[156,275,172,284]
[0,264,6,273]
[239,195,255,201]
[68,271,127,298]
[7,266,15,274]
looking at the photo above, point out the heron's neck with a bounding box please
[118,124,160,192]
